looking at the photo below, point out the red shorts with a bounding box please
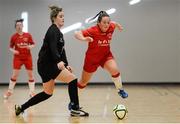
[13,56,33,70]
[83,51,114,73]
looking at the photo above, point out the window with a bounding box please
[21,12,28,32]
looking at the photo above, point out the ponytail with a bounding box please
[88,11,110,23]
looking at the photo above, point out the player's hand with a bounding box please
[25,45,34,50]
[13,50,19,55]
[116,23,123,32]
[57,61,65,70]
[85,37,93,42]
[66,66,73,73]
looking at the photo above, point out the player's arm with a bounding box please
[61,49,73,72]
[9,37,19,55]
[49,28,65,70]
[26,44,35,49]
[74,31,93,42]
[9,48,19,55]
[49,30,62,62]
[111,21,123,32]
[26,34,35,49]
[18,44,35,49]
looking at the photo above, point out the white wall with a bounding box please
[116,0,179,82]
[178,0,180,81]
[0,0,179,83]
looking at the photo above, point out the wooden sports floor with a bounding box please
[0,84,180,123]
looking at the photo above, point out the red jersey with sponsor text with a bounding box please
[82,22,116,56]
[10,32,34,59]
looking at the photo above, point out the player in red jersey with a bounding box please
[4,19,35,99]
[75,11,128,98]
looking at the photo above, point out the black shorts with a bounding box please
[37,60,61,83]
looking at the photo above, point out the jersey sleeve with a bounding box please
[10,36,15,48]
[82,27,95,37]
[28,33,35,45]
[48,29,62,63]
[109,22,116,31]
[61,48,68,66]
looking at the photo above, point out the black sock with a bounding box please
[21,91,52,111]
[68,79,79,110]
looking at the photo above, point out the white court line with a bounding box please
[102,87,111,118]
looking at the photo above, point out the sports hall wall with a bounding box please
[0,0,179,83]
[178,0,180,82]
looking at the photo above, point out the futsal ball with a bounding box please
[113,104,128,120]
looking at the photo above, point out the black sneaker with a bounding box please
[68,102,72,110]
[68,102,81,110]
[15,105,23,116]
[68,102,89,117]
[70,108,89,117]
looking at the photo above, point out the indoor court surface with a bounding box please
[0,84,180,123]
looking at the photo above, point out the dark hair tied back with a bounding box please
[88,11,110,23]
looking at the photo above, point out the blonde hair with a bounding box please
[49,5,62,23]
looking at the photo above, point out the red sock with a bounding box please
[77,82,86,89]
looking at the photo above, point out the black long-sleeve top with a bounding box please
[38,24,68,66]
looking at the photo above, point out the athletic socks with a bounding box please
[111,72,122,90]
[21,91,52,112]
[68,79,79,110]
[8,78,16,92]
[28,79,35,97]
[111,72,128,98]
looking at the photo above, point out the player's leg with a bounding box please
[25,56,36,97]
[4,69,20,99]
[103,59,128,98]
[56,68,89,116]
[77,54,97,89]
[26,70,35,97]
[78,70,94,89]
[4,57,22,99]
[15,80,54,116]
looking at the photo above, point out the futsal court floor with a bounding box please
[0,84,180,123]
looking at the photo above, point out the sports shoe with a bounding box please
[68,102,89,117]
[15,105,23,116]
[3,90,13,99]
[68,102,72,110]
[118,89,128,98]
[70,108,89,117]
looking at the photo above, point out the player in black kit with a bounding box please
[15,5,89,117]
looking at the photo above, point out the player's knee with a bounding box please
[12,75,18,79]
[112,72,120,78]
[78,81,87,89]
[43,89,54,96]
[28,74,34,79]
